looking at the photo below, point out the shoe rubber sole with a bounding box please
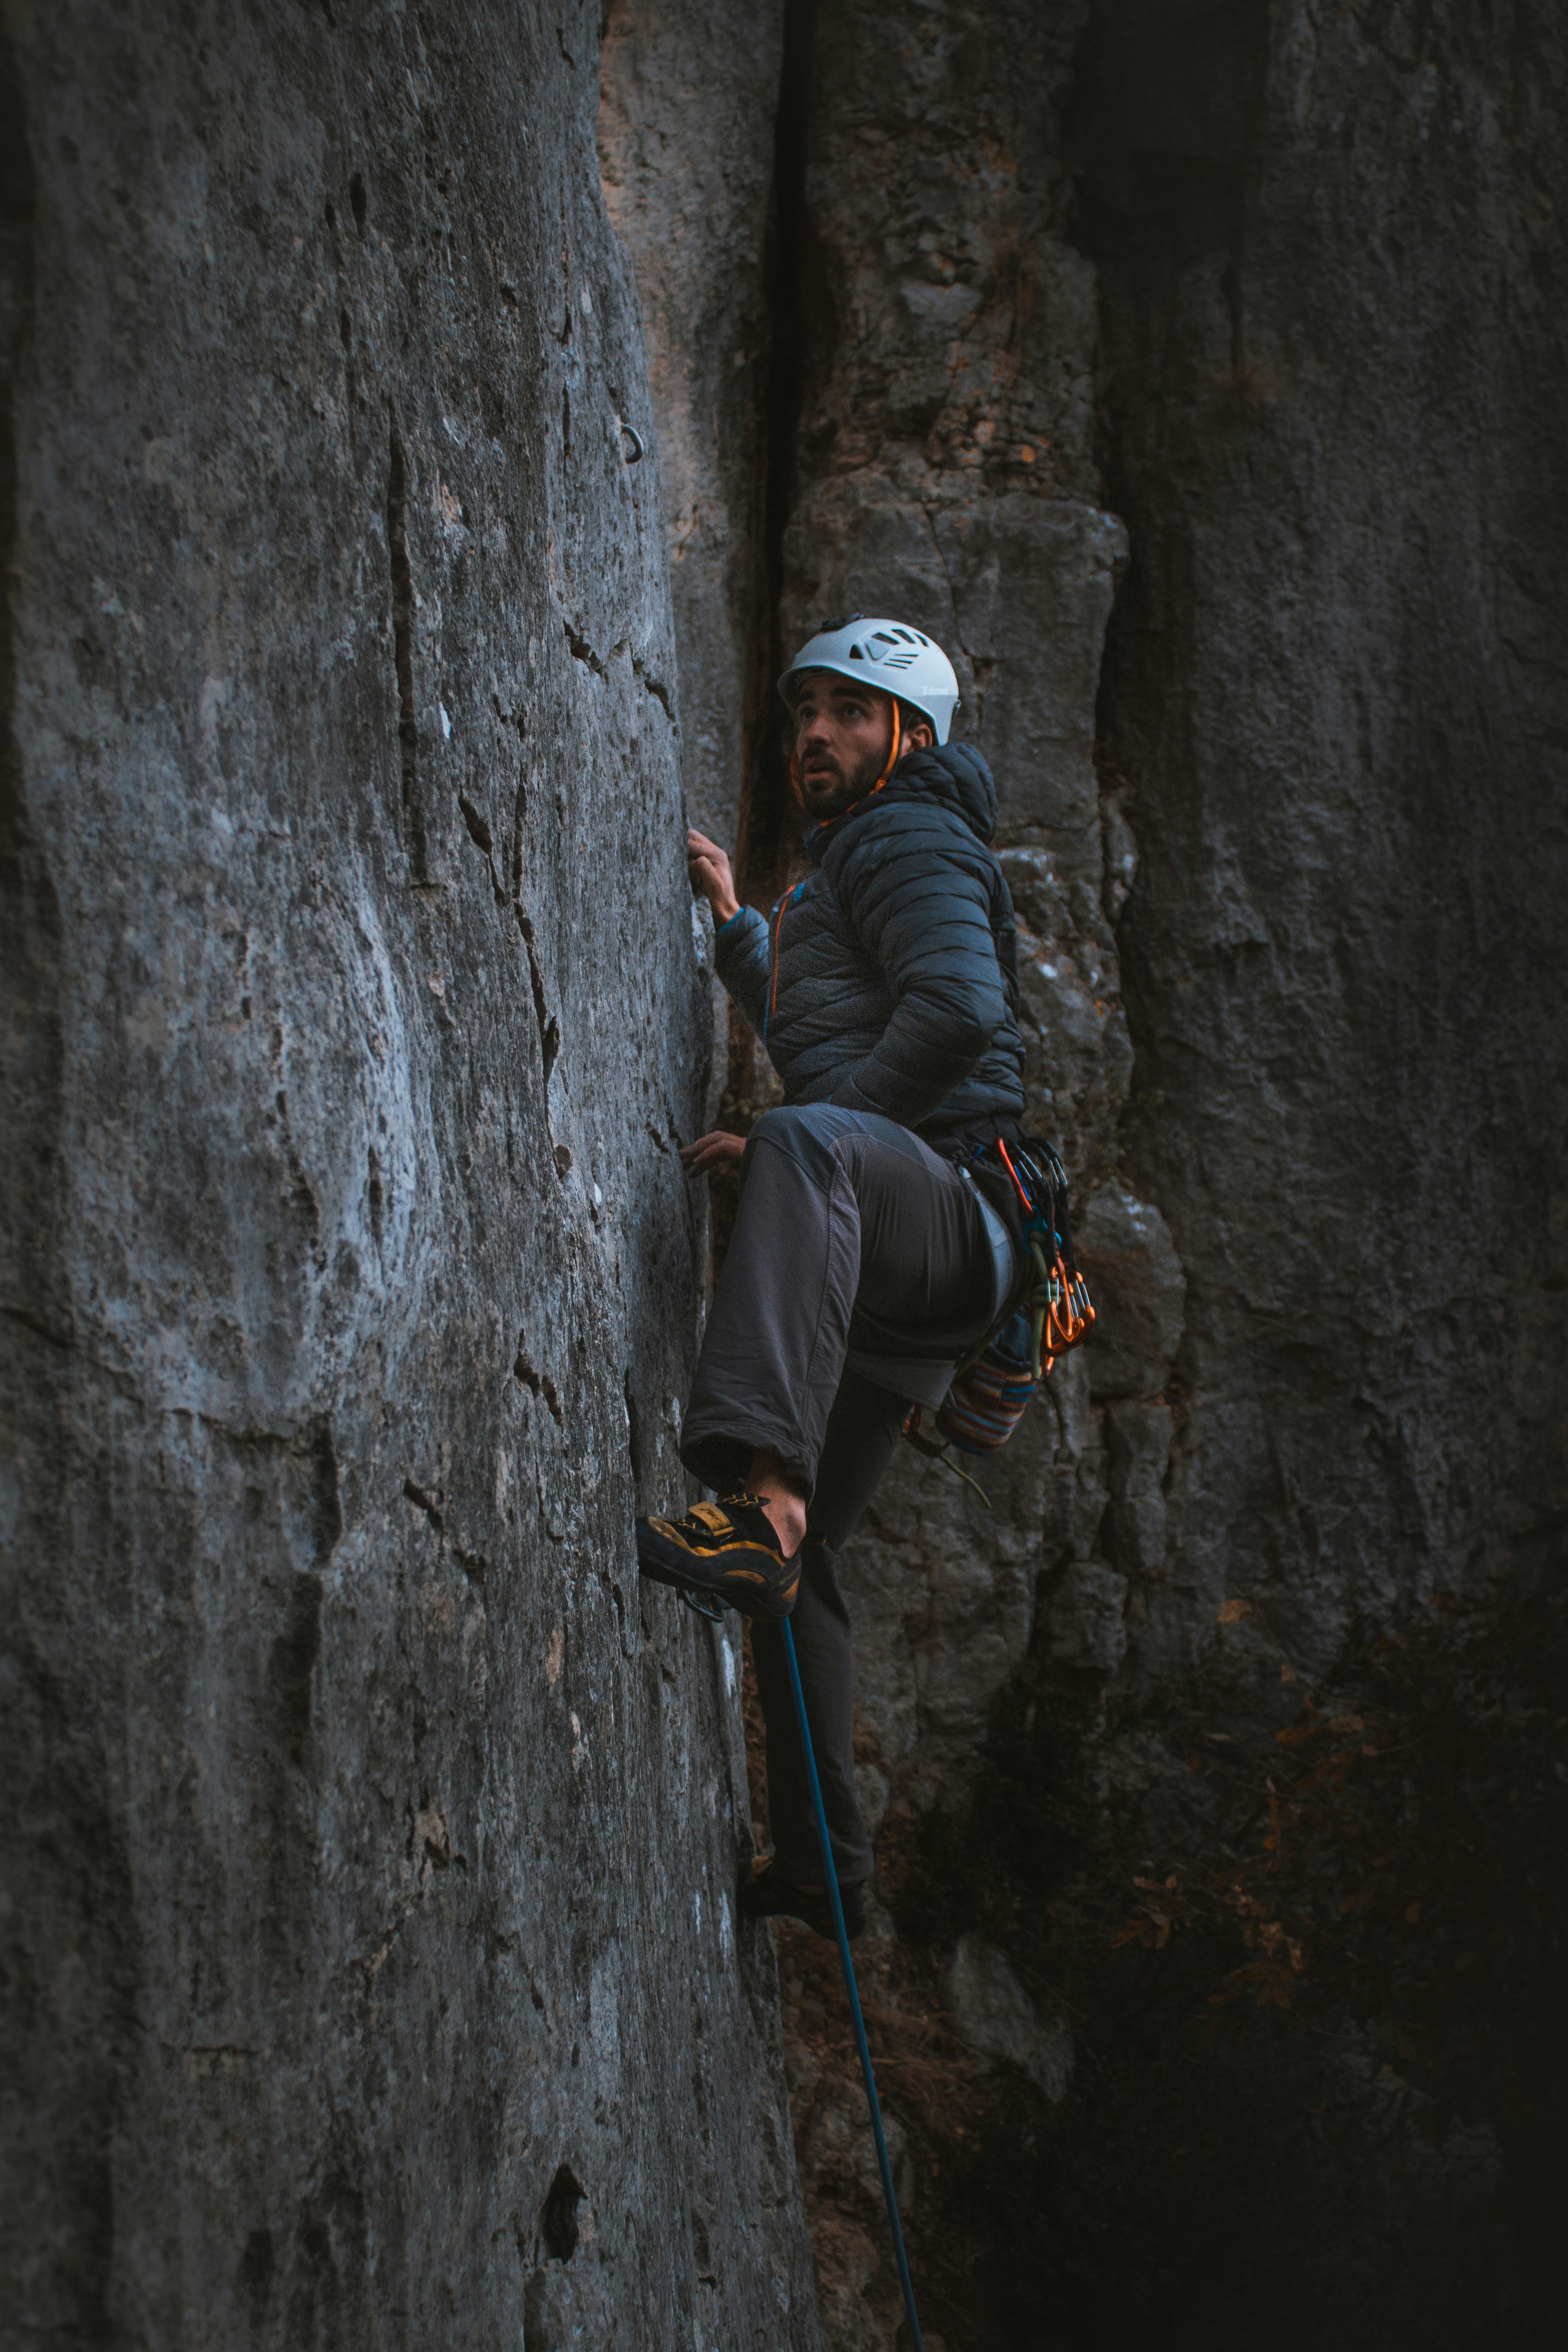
[636,1523,799,1622]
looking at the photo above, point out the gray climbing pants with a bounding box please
[680,1104,1015,1888]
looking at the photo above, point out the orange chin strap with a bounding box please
[871,699,903,795]
[791,697,902,825]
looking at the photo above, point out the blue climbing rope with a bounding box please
[780,1620,926,2352]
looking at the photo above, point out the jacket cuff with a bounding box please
[714,903,766,971]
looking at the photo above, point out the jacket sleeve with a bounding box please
[827,818,1009,1125]
[712,904,772,1040]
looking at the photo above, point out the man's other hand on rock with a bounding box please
[679,1130,747,1176]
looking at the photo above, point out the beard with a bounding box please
[797,738,888,820]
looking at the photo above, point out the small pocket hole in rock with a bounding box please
[540,2163,584,2261]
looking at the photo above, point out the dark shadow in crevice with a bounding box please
[540,2163,585,2261]
[1061,0,1269,1177]
[734,0,819,916]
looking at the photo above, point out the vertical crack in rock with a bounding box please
[514,906,561,1082]
[386,419,426,878]
[623,1367,644,1495]
[269,1569,324,1768]
[597,0,791,866]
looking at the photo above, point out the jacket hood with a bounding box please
[804,740,999,861]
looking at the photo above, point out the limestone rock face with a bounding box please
[0,6,818,2345]
[1074,1186,1185,1404]
[598,0,785,850]
[947,1936,1074,2105]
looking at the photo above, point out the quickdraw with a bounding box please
[994,1136,1096,1380]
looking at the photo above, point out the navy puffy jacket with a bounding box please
[714,741,1025,1143]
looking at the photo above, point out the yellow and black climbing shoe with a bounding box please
[739,1856,866,1942]
[635,1494,800,1622]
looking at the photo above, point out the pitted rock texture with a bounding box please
[0,6,818,2346]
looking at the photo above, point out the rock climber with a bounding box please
[634,616,1027,1941]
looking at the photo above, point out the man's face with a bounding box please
[790,673,931,819]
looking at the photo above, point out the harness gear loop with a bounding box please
[996,1137,1096,1374]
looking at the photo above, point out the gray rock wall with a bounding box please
[7,0,1564,2342]
[598,0,786,851]
[0,5,818,2344]
[1077,0,1568,1681]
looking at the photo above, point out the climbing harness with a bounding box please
[781,1619,926,2352]
[904,1136,1095,1484]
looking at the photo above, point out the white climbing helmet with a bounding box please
[779,614,960,746]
